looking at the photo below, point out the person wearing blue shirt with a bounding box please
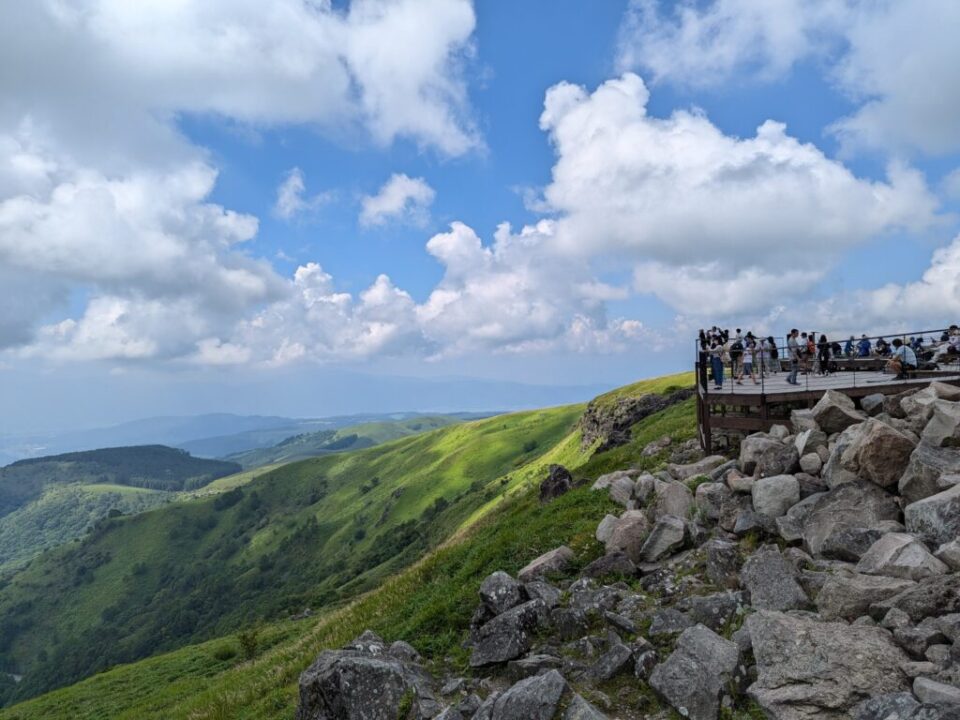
[857,335,871,357]
[844,336,854,357]
[890,338,917,379]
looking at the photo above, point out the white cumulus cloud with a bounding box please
[274,167,332,220]
[360,174,436,227]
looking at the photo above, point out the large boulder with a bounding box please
[815,572,916,620]
[704,538,741,589]
[694,482,730,520]
[860,394,887,417]
[935,539,960,571]
[470,600,546,666]
[756,443,800,477]
[851,692,920,720]
[648,624,740,720]
[540,465,573,502]
[604,511,650,564]
[921,400,960,447]
[594,514,618,544]
[900,387,940,421]
[870,575,960,623]
[801,482,900,558]
[813,389,866,434]
[855,533,949,581]
[741,544,809,611]
[640,515,686,562]
[841,418,916,488]
[791,409,819,433]
[752,474,800,518]
[296,631,441,720]
[740,434,782,476]
[747,610,911,719]
[472,669,568,720]
[480,572,525,615]
[668,455,727,481]
[795,428,828,457]
[905,484,960,547]
[651,482,693,519]
[899,442,960,504]
[518,547,574,583]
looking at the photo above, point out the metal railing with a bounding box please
[695,327,960,396]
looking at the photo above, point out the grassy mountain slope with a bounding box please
[0,405,583,705]
[227,415,464,468]
[0,484,171,571]
[0,446,240,517]
[0,374,695,720]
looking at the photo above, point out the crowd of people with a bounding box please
[698,326,960,391]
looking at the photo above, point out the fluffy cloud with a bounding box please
[0,0,479,355]
[617,0,960,155]
[360,173,436,227]
[274,167,332,220]
[537,73,938,311]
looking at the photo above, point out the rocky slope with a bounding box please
[295,381,960,720]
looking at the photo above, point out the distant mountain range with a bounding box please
[0,411,498,464]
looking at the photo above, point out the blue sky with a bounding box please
[2,0,960,431]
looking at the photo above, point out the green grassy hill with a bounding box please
[0,373,696,720]
[0,446,240,517]
[0,405,584,706]
[227,415,465,468]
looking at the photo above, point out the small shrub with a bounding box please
[237,628,259,661]
[212,644,237,662]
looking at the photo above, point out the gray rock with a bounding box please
[296,631,441,720]
[769,424,790,440]
[694,481,730,520]
[813,389,866,433]
[861,394,887,417]
[901,388,940,421]
[640,514,686,562]
[900,443,960,505]
[856,533,949,581]
[922,400,960,448]
[821,422,865,489]
[705,538,741,589]
[682,590,745,632]
[608,475,636,507]
[752,474,800,518]
[820,525,884,562]
[594,514,618,544]
[562,694,608,720]
[799,452,822,475]
[592,470,633,491]
[634,473,655,504]
[935,539,960,571]
[668,455,727,481]
[740,434,782,476]
[507,654,563,680]
[741,544,809,611]
[524,581,562,609]
[894,619,947,658]
[816,572,916,620]
[480,571,526,615]
[925,643,951,666]
[726,469,755,493]
[587,639,633,681]
[540,465,573,502]
[551,608,589,641]
[603,610,636,635]
[649,624,740,720]
[914,677,960,706]
[648,607,694,638]
[470,599,546,666]
[791,408,819,433]
[882,608,913,630]
[851,692,919,720]
[843,418,917,488]
[473,669,568,720]
[937,613,960,642]
[930,381,960,401]
[795,427,829,456]
[796,471,826,498]
[757,443,800,477]
[604,511,650,564]
[776,514,803,543]
[581,552,636,580]
[652,481,693,519]
[870,575,960,623]
[747,610,911,719]
[905,484,960,547]
[518,546,575,583]
[802,482,900,558]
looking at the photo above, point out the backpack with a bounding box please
[770,345,779,359]
[730,340,743,357]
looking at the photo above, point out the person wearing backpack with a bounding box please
[736,333,759,385]
[728,329,744,379]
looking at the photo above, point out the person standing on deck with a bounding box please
[787,329,801,385]
[736,332,760,385]
[709,337,725,390]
